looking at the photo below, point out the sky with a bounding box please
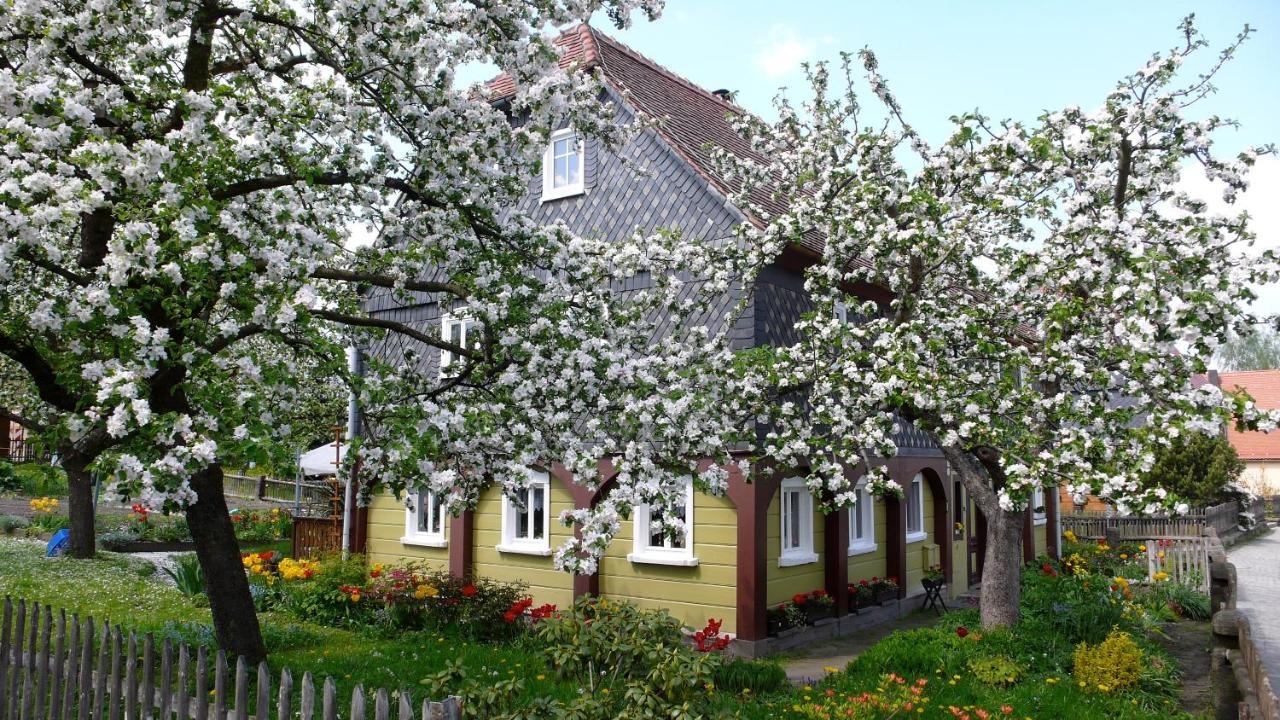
[580,0,1280,313]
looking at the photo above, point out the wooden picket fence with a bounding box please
[1060,499,1262,540]
[0,598,460,720]
[1135,535,1210,593]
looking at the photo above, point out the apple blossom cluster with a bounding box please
[713,19,1280,525]
[0,0,692,515]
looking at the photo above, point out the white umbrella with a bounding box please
[298,441,345,476]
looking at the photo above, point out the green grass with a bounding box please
[0,538,577,708]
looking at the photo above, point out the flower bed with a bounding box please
[724,553,1211,719]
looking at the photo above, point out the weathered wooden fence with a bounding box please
[291,518,342,559]
[0,598,460,720]
[1060,498,1264,540]
[223,475,332,509]
[1132,535,1211,593]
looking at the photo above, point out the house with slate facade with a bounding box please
[360,24,1058,652]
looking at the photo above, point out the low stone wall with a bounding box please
[1207,527,1280,720]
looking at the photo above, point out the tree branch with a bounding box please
[210,171,352,201]
[0,407,47,433]
[309,267,468,298]
[16,246,90,286]
[312,309,478,359]
[0,333,77,411]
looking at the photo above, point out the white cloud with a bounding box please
[1177,155,1280,316]
[754,26,813,79]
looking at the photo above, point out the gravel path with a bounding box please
[1228,527,1280,693]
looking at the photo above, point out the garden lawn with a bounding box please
[0,538,579,708]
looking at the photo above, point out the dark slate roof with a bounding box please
[488,25,805,246]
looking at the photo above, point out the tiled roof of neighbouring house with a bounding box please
[1218,370,1280,461]
[487,24,800,242]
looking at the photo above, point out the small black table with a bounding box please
[921,578,948,614]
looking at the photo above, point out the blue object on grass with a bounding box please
[47,529,70,557]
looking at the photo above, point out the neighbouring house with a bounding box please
[1214,370,1280,496]
[358,25,1057,652]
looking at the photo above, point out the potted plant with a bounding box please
[922,564,946,593]
[766,604,790,636]
[847,581,874,612]
[872,576,899,604]
[804,589,835,623]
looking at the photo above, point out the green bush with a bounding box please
[275,554,373,627]
[0,462,18,493]
[522,596,723,719]
[99,528,141,550]
[15,464,67,496]
[27,512,69,534]
[712,658,789,695]
[967,655,1023,686]
[0,514,29,534]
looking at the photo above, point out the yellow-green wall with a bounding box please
[1033,521,1047,558]
[847,497,888,585]
[473,481,575,609]
[902,489,938,596]
[765,489,826,607]
[365,491,449,570]
[598,491,738,633]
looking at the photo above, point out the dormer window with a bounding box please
[542,128,584,201]
[440,311,479,378]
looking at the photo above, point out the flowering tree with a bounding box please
[0,0,792,661]
[718,19,1278,627]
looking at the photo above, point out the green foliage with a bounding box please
[0,462,17,493]
[273,554,372,626]
[1073,629,1144,693]
[27,512,69,534]
[1217,325,1280,371]
[712,659,790,695]
[967,655,1023,686]
[13,464,68,496]
[0,514,29,534]
[230,509,290,543]
[529,596,723,719]
[1139,432,1245,506]
[1140,581,1212,621]
[163,554,205,597]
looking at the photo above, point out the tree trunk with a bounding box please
[186,462,267,663]
[62,453,96,559]
[977,509,1024,628]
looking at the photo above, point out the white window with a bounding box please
[498,469,551,555]
[848,485,877,555]
[834,300,849,324]
[629,479,698,567]
[439,311,479,378]
[779,477,818,567]
[541,128,584,201]
[402,489,447,547]
[905,473,926,543]
[1032,487,1047,526]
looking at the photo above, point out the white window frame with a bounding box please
[905,473,927,544]
[497,469,552,556]
[402,488,447,548]
[834,300,849,324]
[439,311,479,378]
[779,477,818,567]
[848,484,877,555]
[629,479,698,567]
[1032,487,1047,526]
[541,128,585,202]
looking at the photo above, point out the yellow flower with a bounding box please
[1153,571,1169,582]
[1119,554,1128,560]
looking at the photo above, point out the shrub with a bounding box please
[0,514,29,534]
[0,462,17,493]
[1073,628,1143,693]
[529,596,722,720]
[15,464,67,496]
[275,553,372,627]
[163,554,205,596]
[967,655,1022,686]
[99,528,141,550]
[712,658,789,695]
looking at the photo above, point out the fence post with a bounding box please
[1,598,13,718]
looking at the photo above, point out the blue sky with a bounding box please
[587,1,1280,314]
[596,1,1278,153]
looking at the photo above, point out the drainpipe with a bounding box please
[340,345,363,559]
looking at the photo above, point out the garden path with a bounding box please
[780,609,944,684]
[1228,528,1280,693]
